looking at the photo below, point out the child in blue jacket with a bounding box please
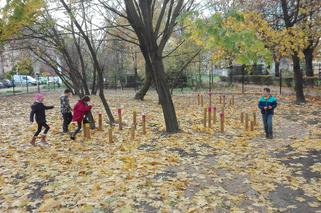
[258,88,277,139]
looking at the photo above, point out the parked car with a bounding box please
[0,82,5,89]
[12,75,37,85]
[0,79,13,88]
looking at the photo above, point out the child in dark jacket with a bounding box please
[258,88,277,139]
[60,89,73,133]
[70,96,92,140]
[30,94,54,146]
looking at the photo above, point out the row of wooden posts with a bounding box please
[198,93,257,133]
[82,110,147,142]
[197,93,235,108]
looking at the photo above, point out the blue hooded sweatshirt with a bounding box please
[258,95,277,115]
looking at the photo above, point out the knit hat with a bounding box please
[35,93,44,102]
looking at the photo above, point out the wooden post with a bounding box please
[208,107,212,128]
[219,96,222,104]
[108,128,113,143]
[241,112,244,123]
[223,95,226,108]
[86,123,91,139]
[142,114,146,135]
[98,113,103,131]
[200,95,204,107]
[232,95,235,105]
[130,125,135,140]
[220,112,224,133]
[133,111,137,129]
[213,107,217,124]
[253,112,256,126]
[203,107,207,127]
[83,121,87,138]
[209,92,212,107]
[197,93,200,105]
[250,121,254,131]
[245,113,249,131]
[118,108,122,130]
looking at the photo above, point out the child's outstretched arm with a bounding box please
[45,105,54,110]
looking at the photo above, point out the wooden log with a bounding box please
[142,114,146,135]
[108,128,113,143]
[203,107,207,128]
[197,93,200,105]
[118,108,122,130]
[98,113,103,131]
[208,107,212,128]
[130,125,135,140]
[245,113,249,131]
[220,112,224,133]
[86,123,91,139]
[133,111,137,129]
[223,95,226,108]
[250,121,254,131]
[241,112,244,123]
[83,121,87,138]
[213,107,217,124]
[253,112,256,126]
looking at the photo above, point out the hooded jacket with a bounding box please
[258,95,277,115]
[72,100,92,122]
[30,102,54,123]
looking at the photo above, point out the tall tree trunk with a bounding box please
[98,69,115,123]
[275,60,280,77]
[151,56,179,133]
[91,67,98,95]
[304,47,314,77]
[292,54,305,103]
[134,64,152,100]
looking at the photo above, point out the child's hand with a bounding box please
[264,107,268,110]
[268,106,272,109]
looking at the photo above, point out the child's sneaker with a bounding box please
[30,137,36,146]
[39,135,49,146]
[39,141,49,146]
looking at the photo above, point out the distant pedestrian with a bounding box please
[60,89,73,133]
[258,88,277,139]
[30,94,54,146]
[70,96,92,140]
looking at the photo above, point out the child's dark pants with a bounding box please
[34,122,50,137]
[62,112,72,132]
[71,121,82,138]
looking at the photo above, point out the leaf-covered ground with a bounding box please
[1,90,321,212]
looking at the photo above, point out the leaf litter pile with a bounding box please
[0,90,321,212]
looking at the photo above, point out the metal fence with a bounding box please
[0,82,65,97]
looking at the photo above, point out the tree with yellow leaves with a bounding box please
[0,0,43,43]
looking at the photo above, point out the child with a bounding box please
[60,89,73,133]
[30,94,54,146]
[70,96,92,140]
[258,88,277,139]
